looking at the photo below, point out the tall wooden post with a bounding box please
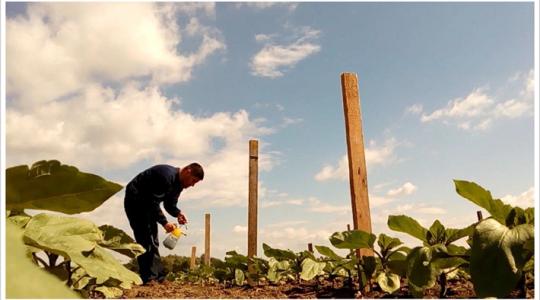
[248,140,258,283]
[204,213,211,265]
[341,72,373,257]
[190,246,197,270]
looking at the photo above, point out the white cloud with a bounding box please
[250,27,321,78]
[307,197,350,214]
[236,2,298,12]
[369,194,395,207]
[387,182,418,197]
[233,225,248,233]
[314,138,399,181]
[7,3,225,107]
[501,187,534,208]
[414,70,533,131]
[406,104,423,114]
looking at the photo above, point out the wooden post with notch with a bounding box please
[204,213,211,265]
[190,246,197,270]
[341,72,373,257]
[248,140,258,284]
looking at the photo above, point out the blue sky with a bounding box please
[4,2,536,259]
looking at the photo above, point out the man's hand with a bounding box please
[164,222,176,233]
[177,212,188,225]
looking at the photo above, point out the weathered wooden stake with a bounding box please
[205,213,211,265]
[347,224,351,231]
[190,246,197,270]
[308,243,314,253]
[477,211,483,221]
[248,140,258,284]
[341,73,373,257]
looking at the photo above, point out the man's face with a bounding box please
[181,168,201,189]
[183,175,200,189]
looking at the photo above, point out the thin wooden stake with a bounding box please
[477,211,483,221]
[205,213,211,265]
[347,224,351,231]
[190,246,197,270]
[341,72,373,257]
[308,243,314,253]
[248,140,259,285]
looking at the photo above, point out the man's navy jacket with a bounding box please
[126,164,182,226]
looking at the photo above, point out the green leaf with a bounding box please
[470,218,534,298]
[234,268,245,286]
[387,215,428,243]
[387,257,407,277]
[377,233,402,254]
[376,271,400,294]
[6,160,122,214]
[329,230,376,249]
[315,245,344,260]
[454,180,513,224]
[263,243,297,260]
[362,256,378,278]
[445,224,474,245]
[23,213,142,287]
[7,211,32,228]
[95,286,123,298]
[300,258,326,280]
[98,225,145,258]
[406,246,437,289]
[426,220,446,245]
[6,222,78,298]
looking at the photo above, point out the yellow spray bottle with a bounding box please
[163,225,186,250]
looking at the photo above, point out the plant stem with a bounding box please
[438,272,447,298]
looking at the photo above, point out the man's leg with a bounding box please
[148,220,166,282]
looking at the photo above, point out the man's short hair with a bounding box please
[187,162,204,180]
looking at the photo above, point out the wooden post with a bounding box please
[248,140,258,284]
[347,224,351,231]
[341,73,373,257]
[190,246,197,270]
[308,243,314,253]
[205,213,211,265]
[477,211,483,221]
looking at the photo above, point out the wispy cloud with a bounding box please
[387,182,418,197]
[407,70,533,131]
[500,187,534,208]
[314,138,399,181]
[235,2,298,12]
[250,26,321,78]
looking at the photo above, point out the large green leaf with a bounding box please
[329,230,376,249]
[315,245,344,260]
[453,180,513,224]
[445,224,474,245]
[263,243,297,260]
[24,213,103,258]
[406,246,437,289]
[6,160,122,214]
[377,233,402,254]
[23,213,142,287]
[98,225,145,258]
[234,269,245,286]
[300,258,326,280]
[376,271,401,294]
[470,218,534,298]
[6,222,78,298]
[387,215,428,243]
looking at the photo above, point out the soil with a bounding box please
[118,277,535,299]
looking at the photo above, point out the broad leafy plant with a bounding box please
[454,180,534,298]
[6,160,141,298]
[388,215,472,297]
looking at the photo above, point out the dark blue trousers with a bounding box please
[124,189,165,284]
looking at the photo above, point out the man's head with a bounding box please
[179,162,204,189]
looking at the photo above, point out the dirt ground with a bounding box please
[119,277,534,299]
